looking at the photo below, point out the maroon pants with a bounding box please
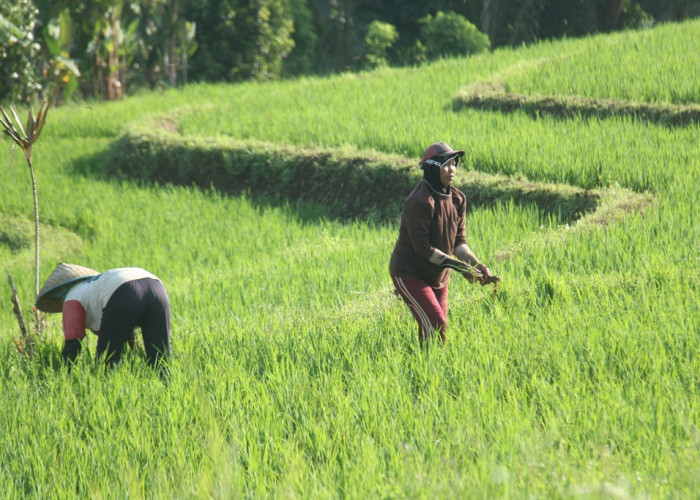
[392,275,448,343]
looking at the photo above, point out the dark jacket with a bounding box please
[389,180,467,288]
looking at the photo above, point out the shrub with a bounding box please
[0,0,43,103]
[185,0,294,82]
[419,11,490,59]
[364,20,398,68]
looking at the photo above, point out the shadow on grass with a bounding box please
[452,82,700,128]
[72,128,602,228]
[0,213,84,276]
[67,110,653,265]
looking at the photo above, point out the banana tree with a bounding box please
[0,102,50,337]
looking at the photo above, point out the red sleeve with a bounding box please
[62,300,87,341]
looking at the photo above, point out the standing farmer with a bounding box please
[36,263,171,368]
[389,142,499,344]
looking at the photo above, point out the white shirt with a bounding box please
[63,267,159,338]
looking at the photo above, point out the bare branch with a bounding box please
[8,274,29,344]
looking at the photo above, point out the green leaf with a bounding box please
[2,128,22,145]
[188,41,198,57]
[55,55,81,77]
[57,9,73,49]
[30,103,50,144]
[0,114,11,131]
[62,74,79,100]
[0,13,26,39]
[0,106,14,129]
[26,109,36,136]
[43,28,60,55]
[10,107,27,139]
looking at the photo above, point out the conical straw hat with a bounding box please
[35,263,100,313]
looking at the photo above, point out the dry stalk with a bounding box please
[8,274,32,353]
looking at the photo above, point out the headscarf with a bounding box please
[421,154,459,194]
[419,142,465,195]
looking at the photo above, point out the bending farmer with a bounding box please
[389,142,499,344]
[36,263,171,368]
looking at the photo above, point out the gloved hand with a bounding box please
[439,256,483,283]
[62,339,82,365]
[440,256,472,274]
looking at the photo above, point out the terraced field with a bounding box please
[1,19,698,498]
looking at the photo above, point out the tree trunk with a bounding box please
[481,0,492,35]
[170,3,180,86]
[107,11,122,99]
[169,32,178,86]
[343,0,353,70]
[602,0,626,31]
[28,159,39,299]
[481,0,503,46]
[28,157,41,335]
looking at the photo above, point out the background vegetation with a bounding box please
[2,0,700,104]
[0,17,698,499]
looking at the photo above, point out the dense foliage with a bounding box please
[184,0,294,82]
[1,0,699,104]
[0,0,42,102]
[420,11,490,59]
[363,20,399,68]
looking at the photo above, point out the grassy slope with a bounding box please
[0,20,698,498]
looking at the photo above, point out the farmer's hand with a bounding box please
[437,254,496,284]
[441,256,482,281]
[461,266,482,283]
[462,271,478,283]
[476,263,500,286]
[62,339,82,365]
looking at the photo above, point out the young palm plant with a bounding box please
[1,102,50,343]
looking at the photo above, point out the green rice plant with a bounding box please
[106,113,638,224]
[453,84,700,127]
[0,18,698,499]
[500,19,700,104]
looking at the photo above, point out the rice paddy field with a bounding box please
[1,19,698,499]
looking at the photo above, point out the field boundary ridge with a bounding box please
[0,213,84,273]
[96,112,653,256]
[453,82,700,127]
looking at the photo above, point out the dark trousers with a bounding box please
[96,278,171,367]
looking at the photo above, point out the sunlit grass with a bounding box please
[503,20,700,104]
